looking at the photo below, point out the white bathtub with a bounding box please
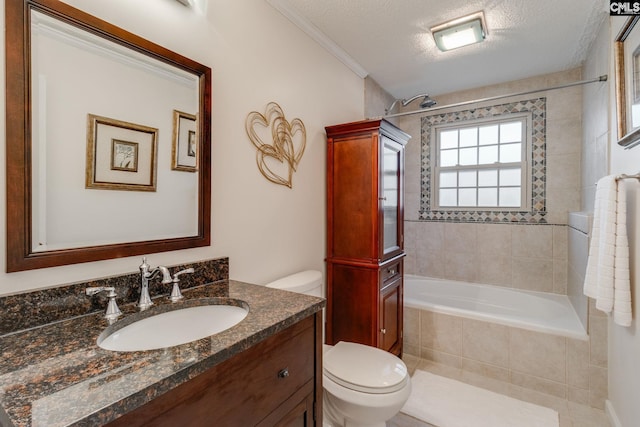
[404,275,588,340]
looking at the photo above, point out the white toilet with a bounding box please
[266,270,411,427]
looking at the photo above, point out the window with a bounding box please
[419,98,546,223]
[432,114,531,210]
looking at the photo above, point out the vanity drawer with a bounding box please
[381,259,402,287]
[239,319,316,419]
[109,315,317,427]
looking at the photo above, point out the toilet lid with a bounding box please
[323,341,408,394]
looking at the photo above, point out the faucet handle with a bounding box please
[173,267,195,279]
[86,287,122,324]
[86,286,108,296]
[169,268,195,303]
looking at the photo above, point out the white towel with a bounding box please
[583,175,632,327]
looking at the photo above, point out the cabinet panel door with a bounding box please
[330,135,377,260]
[380,135,404,259]
[327,262,378,346]
[256,382,314,427]
[380,279,402,354]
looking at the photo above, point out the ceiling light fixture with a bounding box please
[430,11,487,52]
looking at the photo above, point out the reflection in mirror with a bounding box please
[6,0,211,271]
[31,10,199,251]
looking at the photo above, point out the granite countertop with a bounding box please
[0,280,325,427]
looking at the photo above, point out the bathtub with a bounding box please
[404,275,588,340]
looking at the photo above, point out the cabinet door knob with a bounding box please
[380,328,386,334]
[278,368,289,379]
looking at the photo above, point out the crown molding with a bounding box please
[266,0,368,78]
[32,11,196,87]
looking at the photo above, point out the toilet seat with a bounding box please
[323,341,408,394]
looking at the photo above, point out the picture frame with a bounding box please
[614,16,640,148]
[86,114,158,191]
[111,139,139,172]
[172,110,198,172]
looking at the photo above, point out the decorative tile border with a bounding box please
[419,98,547,223]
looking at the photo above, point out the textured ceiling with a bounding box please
[269,0,608,99]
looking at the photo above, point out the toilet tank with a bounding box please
[265,270,323,297]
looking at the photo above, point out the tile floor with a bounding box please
[388,412,435,427]
[386,354,611,427]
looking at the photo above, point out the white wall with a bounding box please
[0,0,364,295]
[606,16,640,427]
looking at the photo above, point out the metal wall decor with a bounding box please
[245,102,306,188]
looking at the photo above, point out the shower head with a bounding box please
[419,96,437,108]
[385,93,436,115]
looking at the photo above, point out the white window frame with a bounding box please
[430,112,533,211]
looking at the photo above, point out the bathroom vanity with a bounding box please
[325,119,410,357]
[106,313,319,426]
[0,265,325,426]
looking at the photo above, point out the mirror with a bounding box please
[6,0,211,272]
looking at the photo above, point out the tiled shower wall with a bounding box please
[399,68,583,290]
[568,212,592,329]
[404,222,568,292]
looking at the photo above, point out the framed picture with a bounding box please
[111,139,139,172]
[86,114,158,191]
[615,16,640,147]
[172,110,198,172]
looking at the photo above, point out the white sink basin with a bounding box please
[97,302,249,352]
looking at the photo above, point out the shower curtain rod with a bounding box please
[372,75,608,120]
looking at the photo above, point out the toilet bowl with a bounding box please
[323,341,411,427]
[266,271,411,427]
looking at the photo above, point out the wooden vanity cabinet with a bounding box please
[106,312,322,427]
[325,119,410,357]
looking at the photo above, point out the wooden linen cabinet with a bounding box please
[325,119,410,357]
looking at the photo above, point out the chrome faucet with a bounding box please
[169,267,195,302]
[86,286,122,324]
[138,257,172,311]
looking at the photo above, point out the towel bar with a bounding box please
[615,173,640,181]
[594,173,640,186]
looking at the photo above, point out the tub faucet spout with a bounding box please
[138,257,173,311]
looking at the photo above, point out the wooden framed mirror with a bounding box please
[5,0,211,272]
